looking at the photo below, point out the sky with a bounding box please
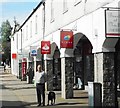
[0,0,42,27]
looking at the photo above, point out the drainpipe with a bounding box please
[20,29,22,80]
[42,1,47,91]
[21,29,22,55]
[42,1,45,69]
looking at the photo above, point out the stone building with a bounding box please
[11,0,120,107]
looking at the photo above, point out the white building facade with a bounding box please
[11,0,120,107]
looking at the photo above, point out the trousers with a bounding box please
[36,83,45,105]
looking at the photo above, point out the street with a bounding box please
[0,71,36,107]
[0,68,89,108]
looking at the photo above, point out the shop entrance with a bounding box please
[115,38,120,92]
[53,46,61,91]
[114,38,120,107]
[73,36,94,90]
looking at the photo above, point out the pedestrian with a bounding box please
[3,62,6,72]
[34,65,47,107]
[77,77,82,89]
[26,66,34,84]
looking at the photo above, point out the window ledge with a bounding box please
[50,19,55,23]
[63,9,68,14]
[74,1,82,6]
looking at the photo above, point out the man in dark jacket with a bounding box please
[27,66,34,84]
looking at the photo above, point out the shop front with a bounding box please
[73,35,93,90]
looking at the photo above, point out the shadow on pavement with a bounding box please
[1,84,35,90]
[56,102,81,105]
[1,100,26,108]
[0,84,7,89]
[10,86,35,90]
[72,96,88,99]
[1,101,88,108]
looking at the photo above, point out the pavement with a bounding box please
[0,69,89,108]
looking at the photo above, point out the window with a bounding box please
[42,8,45,30]
[63,0,68,13]
[35,15,38,34]
[16,33,18,50]
[51,0,54,22]
[74,0,82,6]
[22,29,24,43]
[26,25,28,40]
[30,21,32,38]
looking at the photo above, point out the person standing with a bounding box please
[26,66,34,84]
[34,65,47,107]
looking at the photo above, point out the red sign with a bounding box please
[12,53,17,59]
[41,41,51,54]
[60,30,73,48]
[22,61,27,78]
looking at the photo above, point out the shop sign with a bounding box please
[12,53,17,59]
[30,46,37,56]
[60,30,73,48]
[41,41,51,54]
[22,59,27,77]
[105,10,120,37]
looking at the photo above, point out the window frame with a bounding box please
[50,0,55,23]
[63,0,68,14]
[35,15,38,34]
[26,25,28,40]
[30,21,32,38]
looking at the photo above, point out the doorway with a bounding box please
[115,38,120,107]
[53,46,61,91]
[73,36,94,90]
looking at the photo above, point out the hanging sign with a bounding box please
[30,46,37,56]
[12,53,17,59]
[41,41,51,54]
[60,30,73,48]
[22,58,27,79]
[105,10,120,37]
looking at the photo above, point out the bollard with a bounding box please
[88,82,102,107]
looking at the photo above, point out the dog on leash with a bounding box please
[47,91,56,106]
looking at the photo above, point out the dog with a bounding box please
[47,91,56,106]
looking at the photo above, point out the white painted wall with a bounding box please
[44,0,116,54]
[11,5,44,76]
[22,7,43,50]
[11,33,18,76]
[44,0,114,37]
[11,0,119,77]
